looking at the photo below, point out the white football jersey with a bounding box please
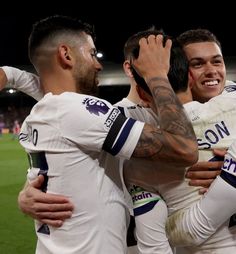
[122,87,236,253]
[3,67,146,254]
[5,66,236,253]
[18,91,145,254]
[166,89,236,253]
[222,140,236,178]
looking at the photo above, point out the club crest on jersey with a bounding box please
[83,98,109,116]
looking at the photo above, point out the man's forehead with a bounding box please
[86,34,95,48]
[184,42,222,59]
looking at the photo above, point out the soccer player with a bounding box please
[1,15,197,254]
[0,27,230,254]
[122,29,236,253]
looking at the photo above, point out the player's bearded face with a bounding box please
[73,63,99,96]
[73,38,101,96]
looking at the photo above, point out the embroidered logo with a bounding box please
[83,98,109,116]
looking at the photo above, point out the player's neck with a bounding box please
[126,85,141,104]
[40,73,77,95]
[177,90,193,104]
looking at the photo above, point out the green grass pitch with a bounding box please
[0,134,36,253]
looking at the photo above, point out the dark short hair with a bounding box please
[123,26,166,60]
[177,28,221,50]
[28,15,95,63]
[124,28,189,94]
[168,41,189,93]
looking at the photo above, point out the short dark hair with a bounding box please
[168,41,189,93]
[177,28,221,50]
[123,26,166,60]
[28,15,95,63]
[124,27,169,95]
[124,28,189,94]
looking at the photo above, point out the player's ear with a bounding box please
[58,45,73,68]
[123,60,133,78]
[188,70,194,89]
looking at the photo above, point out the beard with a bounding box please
[77,79,99,96]
[83,83,99,96]
[73,68,99,96]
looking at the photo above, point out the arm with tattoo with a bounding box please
[132,35,198,167]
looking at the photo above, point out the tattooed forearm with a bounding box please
[133,123,191,163]
[133,76,198,166]
[133,124,163,158]
[146,77,170,87]
[148,77,195,140]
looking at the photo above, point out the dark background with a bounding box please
[0,4,235,129]
[0,3,235,66]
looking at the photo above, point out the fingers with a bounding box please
[188,178,214,187]
[213,148,227,157]
[162,35,172,50]
[32,211,72,227]
[198,187,208,195]
[32,202,74,213]
[25,182,73,205]
[186,169,221,180]
[188,178,214,188]
[30,174,45,189]
[186,160,221,189]
[36,210,73,218]
[18,196,73,226]
[18,183,74,227]
[138,34,171,53]
[35,210,73,227]
[33,192,74,204]
[133,34,171,79]
[40,219,64,227]
[187,160,223,172]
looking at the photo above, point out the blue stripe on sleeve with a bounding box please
[109,118,136,156]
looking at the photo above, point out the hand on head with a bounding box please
[131,34,172,80]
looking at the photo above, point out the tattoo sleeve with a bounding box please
[133,77,197,164]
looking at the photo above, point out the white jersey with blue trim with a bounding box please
[114,98,137,216]
[163,89,236,216]
[121,89,236,253]
[19,92,144,254]
[120,104,174,254]
[220,139,236,192]
[222,140,236,177]
[5,65,236,253]
[2,66,146,254]
[120,104,163,214]
[167,89,236,253]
